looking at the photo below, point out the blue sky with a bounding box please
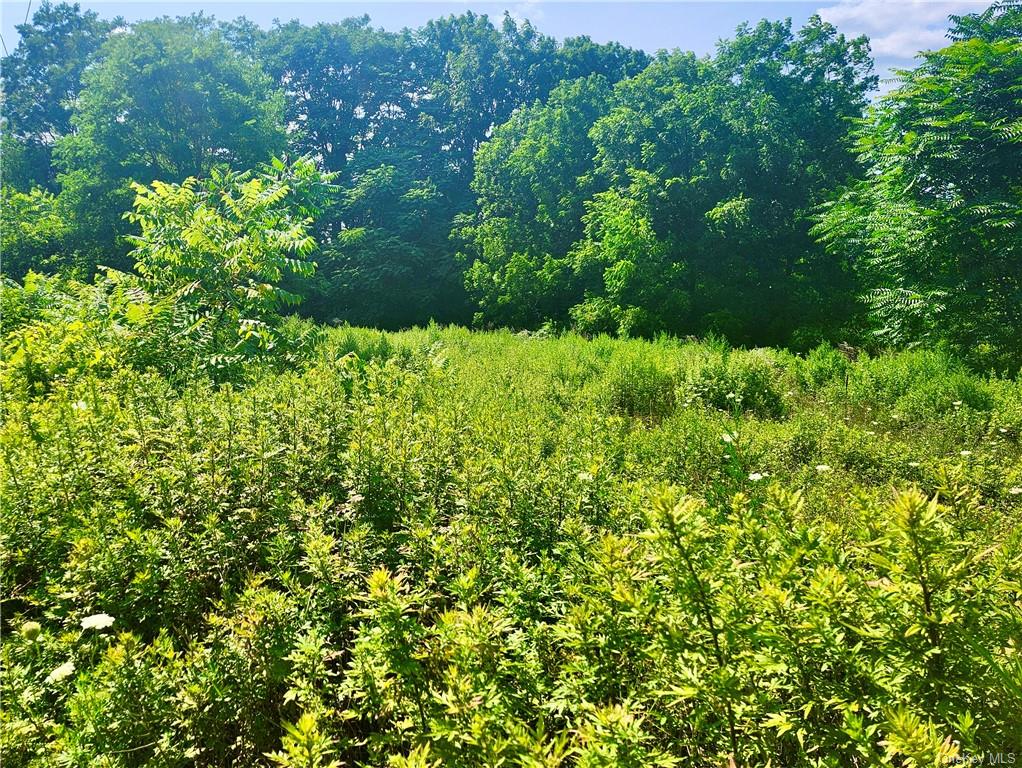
[0,0,992,85]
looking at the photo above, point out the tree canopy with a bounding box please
[3,1,1020,369]
[816,0,1022,370]
[0,0,120,190]
[464,16,875,344]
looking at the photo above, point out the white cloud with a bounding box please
[817,1,985,59]
[507,0,546,26]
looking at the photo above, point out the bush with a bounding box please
[796,343,850,391]
[686,348,786,418]
[604,354,678,422]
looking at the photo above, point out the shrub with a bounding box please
[125,156,333,380]
[686,348,786,418]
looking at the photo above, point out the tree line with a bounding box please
[2,1,1020,370]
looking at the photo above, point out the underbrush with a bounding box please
[2,318,1021,766]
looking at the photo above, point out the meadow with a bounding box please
[3,0,1022,763]
[3,320,1022,766]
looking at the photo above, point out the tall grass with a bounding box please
[2,325,1021,765]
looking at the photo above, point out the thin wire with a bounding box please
[24,0,33,24]
[0,33,8,57]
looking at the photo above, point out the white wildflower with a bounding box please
[47,661,75,684]
[1010,487,1022,496]
[81,613,115,631]
[748,472,765,482]
[815,464,832,473]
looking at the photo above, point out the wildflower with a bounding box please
[721,433,734,444]
[81,613,115,631]
[21,621,42,642]
[999,428,1008,434]
[1010,487,1022,496]
[815,464,832,473]
[960,450,972,457]
[748,472,765,482]
[908,461,921,468]
[953,400,963,407]
[47,661,75,684]
[72,400,88,411]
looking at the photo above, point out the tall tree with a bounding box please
[466,16,875,344]
[557,36,650,84]
[816,1,1022,371]
[413,12,560,198]
[0,1,119,190]
[303,148,470,328]
[267,11,648,328]
[260,18,413,174]
[461,75,616,327]
[52,16,286,271]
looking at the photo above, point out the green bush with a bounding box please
[796,342,851,391]
[686,348,786,418]
[604,355,678,422]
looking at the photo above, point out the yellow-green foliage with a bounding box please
[2,323,1021,766]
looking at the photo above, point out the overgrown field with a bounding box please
[3,325,1022,765]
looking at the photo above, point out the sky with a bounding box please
[0,0,994,86]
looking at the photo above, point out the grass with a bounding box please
[3,324,1022,766]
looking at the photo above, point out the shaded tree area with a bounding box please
[2,3,648,328]
[462,16,876,346]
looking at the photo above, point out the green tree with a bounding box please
[581,16,874,343]
[305,154,469,328]
[0,188,75,277]
[557,36,650,84]
[466,16,873,342]
[570,173,689,337]
[0,1,119,190]
[816,1,1022,371]
[413,12,561,189]
[53,16,286,272]
[260,18,412,175]
[258,11,648,329]
[124,157,330,374]
[461,75,615,327]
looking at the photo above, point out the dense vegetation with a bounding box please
[3,1,1022,764]
[3,1,1021,369]
[3,284,1022,764]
